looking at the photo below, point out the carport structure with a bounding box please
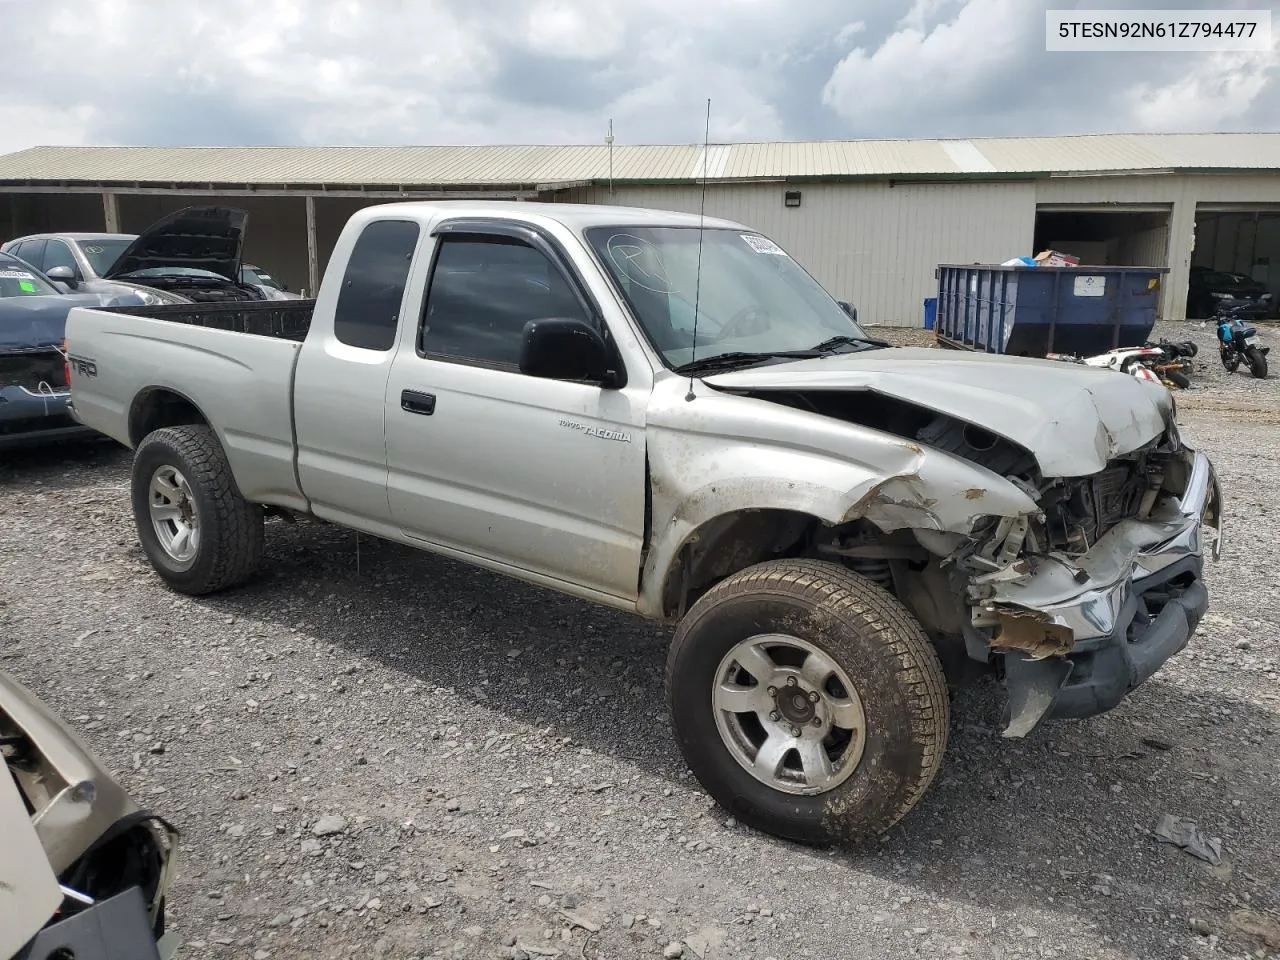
[0,146,614,295]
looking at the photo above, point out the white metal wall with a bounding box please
[1116,222,1170,268]
[584,173,1280,324]
[565,181,1036,326]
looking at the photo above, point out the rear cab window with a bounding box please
[332,219,421,351]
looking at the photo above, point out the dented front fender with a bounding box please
[637,380,1040,617]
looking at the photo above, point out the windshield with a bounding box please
[585,225,868,368]
[242,266,282,289]
[0,263,60,298]
[77,237,135,276]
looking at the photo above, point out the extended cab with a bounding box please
[64,201,1223,844]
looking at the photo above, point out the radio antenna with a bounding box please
[606,118,615,198]
[685,97,712,403]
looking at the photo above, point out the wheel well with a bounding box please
[661,509,819,619]
[128,389,209,447]
[660,510,974,649]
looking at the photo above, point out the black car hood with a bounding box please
[103,205,247,282]
[0,293,124,350]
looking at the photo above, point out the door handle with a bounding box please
[401,389,436,415]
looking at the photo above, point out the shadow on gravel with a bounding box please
[0,437,126,482]
[177,519,1277,938]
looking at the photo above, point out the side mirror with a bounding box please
[46,265,79,288]
[837,300,857,322]
[519,317,620,387]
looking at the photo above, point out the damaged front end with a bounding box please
[949,426,1222,737]
[1,669,179,959]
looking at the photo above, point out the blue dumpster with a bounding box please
[923,297,937,330]
[933,263,1168,357]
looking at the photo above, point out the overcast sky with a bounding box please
[1,0,1276,154]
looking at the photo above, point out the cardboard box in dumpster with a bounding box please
[1034,249,1081,267]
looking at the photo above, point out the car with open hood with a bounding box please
[62,201,1221,846]
[2,668,178,959]
[3,206,274,307]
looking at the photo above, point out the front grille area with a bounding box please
[1041,459,1151,553]
[0,350,67,392]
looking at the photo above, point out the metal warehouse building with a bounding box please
[1,132,1277,324]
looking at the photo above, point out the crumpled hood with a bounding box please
[704,347,1172,477]
[104,205,246,282]
[0,293,134,350]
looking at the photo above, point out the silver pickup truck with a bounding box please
[65,201,1222,845]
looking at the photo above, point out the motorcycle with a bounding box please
[1048,347,1168,386]
[1214,303,1269,379]
[1056,343,1193,388]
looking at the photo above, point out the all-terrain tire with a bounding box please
[130,425,264,595]
[1246,346,1268,379]
[666,558,949,845]
[1165,369,1191,389]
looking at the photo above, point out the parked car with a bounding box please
[1187,265,1274,319]
[0,251,147,450]
[65,201,1221,845]
[2,232,182,306]
[3,207,275,306]
[2,668,178,959]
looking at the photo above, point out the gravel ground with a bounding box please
[3,319,1279,960]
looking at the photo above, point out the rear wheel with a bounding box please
[1165,369,1191,389]
[130,425,264,595]
[666,559,949,845]
[1246,346,1269,379]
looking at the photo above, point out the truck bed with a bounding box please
[65,303,310,510]
[96,300,314,341]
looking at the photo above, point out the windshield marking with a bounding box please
[605,233,674,294]
[0,270,36,279]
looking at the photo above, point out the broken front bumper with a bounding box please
[986,450,1221,737]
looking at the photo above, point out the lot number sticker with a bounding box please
[1073,275,1106,297]
[742,234,787,256]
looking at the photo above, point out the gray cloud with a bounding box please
[0,0,1276,155]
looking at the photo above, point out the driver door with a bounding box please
[384,224,649,601]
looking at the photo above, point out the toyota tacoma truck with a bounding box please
[63,201,1222,845]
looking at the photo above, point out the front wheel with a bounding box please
[1221,346,1241,373]
[130,425,264,595]
[1165,368,1192,389]
[666,559,949,845]
[1246,346,1268,379]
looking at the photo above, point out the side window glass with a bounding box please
[15,240,46,269]
[43,240,78,275]
[420,236,589,367]
[332,219,420,351]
